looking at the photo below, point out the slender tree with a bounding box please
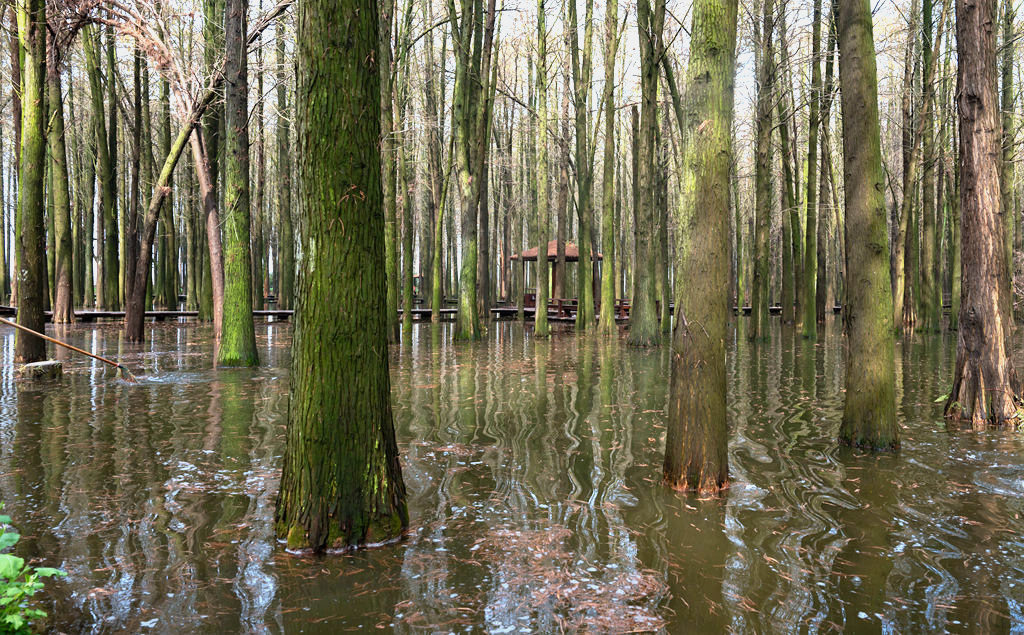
[598,0,618,334]
[534,0,551,338]
[275,0,408,551]
[836,0,898,449]
[276,17,294,310]
[48,33,73,324]
[802,0,823,338]
[751,0,774,341]
[944,0,1021,427]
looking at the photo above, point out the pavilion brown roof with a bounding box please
[510,239,603,262]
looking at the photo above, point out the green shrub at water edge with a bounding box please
[0,508,65,633]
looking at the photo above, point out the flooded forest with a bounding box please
[2,0,1024,631]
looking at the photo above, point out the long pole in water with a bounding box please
[0,317,138,382]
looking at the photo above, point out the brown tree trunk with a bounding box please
[945,0,1021,427]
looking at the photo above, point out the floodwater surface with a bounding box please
[3,319,1024,633]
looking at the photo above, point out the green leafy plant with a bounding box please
[0,508,64,633]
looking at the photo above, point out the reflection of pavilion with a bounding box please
[499,240,630,321]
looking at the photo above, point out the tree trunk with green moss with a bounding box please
[218,0,259,367]
[627,0,664,347]
[944,0,1021,427]
[275,0,407,551]
[663,0,737,493]
[836,0,898,449]
[14,0,46,363]
[598,0,618,335]
[569,0,595,329]
[534,0,551,338]
[48,40,73,324]
[1000,0,1015,323]
[802,0,822,338]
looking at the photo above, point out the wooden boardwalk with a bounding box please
[0,306,294,322]
[0,303,850,325]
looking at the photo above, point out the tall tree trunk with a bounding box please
[381,0,399,342]
[275,0,408,551]
[159,79,177,309]
[569,0,596,329]
[9,11,19,307]
[218,0,259,366]
[802,0,822,338]
[663,0,737,493]
[920,0,941,331]
[836,0,899,449]
[627,0,665,346]
[104,26,119,308]
[48,36,73,324]
[252,0,265,311]
[944,0,1021,427]
[751,0,774,341]
[14,0,45,362]
[598,0,619,334]
[276,17,294,311]
[1000,0,1015,322]
[83,26,114,310]
[816,3,838,324]
[534,0,551,338]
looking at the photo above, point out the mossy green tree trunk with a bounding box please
[14,0,45,363]
[534,0,551,338]
[751,0,774,341]
[598,0,619,335]
[802,0,822,339]
[1000,0,1015,323]
[275,0,407,551]
[944,0,1021,427]
[217,0,259,367]
[83,25,116,310]
[663,0,737,493]
[569,0,596,329]
[47,39,73,324]
[836,0,899,449]
[627,0,665,347]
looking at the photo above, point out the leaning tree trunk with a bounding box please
[836,0,899,449]
[663,0,737,493]
[944,0,1021,427]
[275,0,408,551]
[14,0,46,363]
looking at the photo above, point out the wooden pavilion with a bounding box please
[510,239,602,315]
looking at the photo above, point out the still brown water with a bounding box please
[4,318,1024,633]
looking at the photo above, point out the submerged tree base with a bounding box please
[276,509,408,553]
